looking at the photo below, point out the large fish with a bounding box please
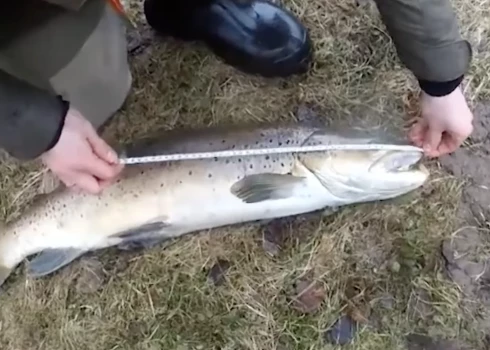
[0,123,429,287]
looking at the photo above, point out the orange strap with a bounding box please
[107,0,137,28]
[107,0,126,15]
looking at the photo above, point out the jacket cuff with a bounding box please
[45,98,70,152]
[418,75,464,97]
[0,69,71,160]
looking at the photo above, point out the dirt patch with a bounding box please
[439,101,490,335]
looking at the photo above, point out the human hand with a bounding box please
[409,87,474,158]
[40,108,124,194]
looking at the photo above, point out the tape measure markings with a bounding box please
[119,143,423,165]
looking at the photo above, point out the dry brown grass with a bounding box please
[1,0,490,349]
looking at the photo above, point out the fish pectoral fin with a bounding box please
[112,219,172,250]
[27,248,86,277]
[231,173,306,204]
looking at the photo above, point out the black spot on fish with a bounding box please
[238,158,242,163]
[160,183,164,187]
[249,164,253,169]
[208,173,213,178]
[263,165,267,169]
[278,142,282,146]
[214,157,218,161]
[255,141,259,145]
[189,171,193,175]
[286,140,291,145]
[281,163,285,167]
[222,139,226,144]
[265,155,270,160]
[225,159,230,164]
[260,132,265,137]
[269,139,273,143]
[179,180,183,184]
[140,170,145,175]
[232,144,236,149]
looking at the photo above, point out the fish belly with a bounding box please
[164,183,332,239]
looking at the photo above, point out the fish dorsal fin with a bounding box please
[231,173,306,204]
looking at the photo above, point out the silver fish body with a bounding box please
[0,123,429,286]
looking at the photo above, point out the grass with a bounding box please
[1,0,490,349]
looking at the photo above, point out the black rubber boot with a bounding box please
[143,0,313,77]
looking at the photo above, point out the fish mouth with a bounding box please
[369,150,424,174]
[391,158,429,176]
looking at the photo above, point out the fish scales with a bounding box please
[0,123,429,287]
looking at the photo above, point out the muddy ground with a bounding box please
[440,102,490,340]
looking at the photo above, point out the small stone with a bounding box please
[324,315,358,345]
[207,259,231,286]
[390,261,401,273]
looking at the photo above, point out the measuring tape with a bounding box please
[119,143,424,165]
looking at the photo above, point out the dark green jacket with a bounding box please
[0,0,472,160]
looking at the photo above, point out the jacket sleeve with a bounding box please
[0,69,69,160]
[373,0,472,96]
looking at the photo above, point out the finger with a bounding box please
[85,128,119,164]
[82,155,123,181]
[72,172,103,194]
[423,126,444,157]
[56,172,78,189]
[98,178,116,191]
[98,170,123,189]
[408,122,426,147]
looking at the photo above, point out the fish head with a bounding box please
[299,148,429,204]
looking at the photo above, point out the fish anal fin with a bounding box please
[28,248,86,277]
[231,173,305,204]
[112,219,172,250]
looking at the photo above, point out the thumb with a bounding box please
[424,126,443,156]
[85,127,119,164]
